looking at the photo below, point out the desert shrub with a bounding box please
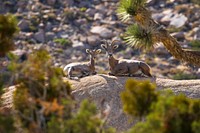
[54,38,72,48]
[10,49,114,133]
[0,14,18,57]
[173,72,198,80]
[122,79,200,133]
[189,40,200,50]
[80,7,87,12]
[0,109,15,133]
[191,0,200,5]
[121,79,158,118]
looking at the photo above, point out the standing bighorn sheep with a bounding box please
[101,40,152,77]
[63,49,101,79]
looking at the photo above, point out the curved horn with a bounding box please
[101,39,109,46]
[111,40,120,46]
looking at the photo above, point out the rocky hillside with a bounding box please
[1,0,200,79]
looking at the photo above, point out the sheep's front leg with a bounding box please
[68,67,79,80]
[110,66,129,76]
[80,69,91,77]
[91,71,97,75]
[108,68,115,76]
[116,65,129,75]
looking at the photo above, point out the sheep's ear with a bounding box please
[86,49,90,53]
[113,45,119,49]
[101,44,106,50]
[96,49,101,54]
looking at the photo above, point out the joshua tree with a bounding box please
[117,0,200,67]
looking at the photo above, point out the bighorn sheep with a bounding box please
[101,40,152,77]
[63,49,101,79]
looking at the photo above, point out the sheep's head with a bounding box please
[101,40,119,57]
[86,49,101,60]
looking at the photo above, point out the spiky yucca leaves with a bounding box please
[118,0,200,66]
[118,0,156,50]
[0,14,19,57]
[124,24,154,50]
[117,0,147,22]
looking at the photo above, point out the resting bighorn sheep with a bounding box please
[63,49,101,79]
[101,40,152,77]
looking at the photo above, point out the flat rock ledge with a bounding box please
[2,74,200,132]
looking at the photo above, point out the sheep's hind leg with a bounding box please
[108,72,115,76]
[79,71,90,78]
[68,67,79,80]
[68,67,73,79]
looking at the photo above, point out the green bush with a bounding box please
[121,79,158,118]
[0,110,15,133]
[122,79,200,133]
[54,38,72,48]
[80,7,87,12]
[189,40,200,50]
[191,0,200,5]
[9,49,114,132]
[173,72,198,80]
[0,14,19,57]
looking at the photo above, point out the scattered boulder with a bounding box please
[48,0,57,6]
[90,26,114,39]
[170,13,188,28]
[34,30,45,43]
[45,32,56,42]
[18,19,30,32]
[87,35,101,46]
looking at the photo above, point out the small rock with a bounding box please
[160,9,173,26]
[167,56,180,64]
[86,8,96,17]
[153,45,170,57]
[87,35,101,46]
[170,14,187,28]
[95,4,106,14]
[45,22,53,31]
[90,26,114,39]
[193,27,200,40]
[152,13,164,22]
[17,0,28,11]
[18,19,30,31]
[47,0,56,6]
[79,1,91,8]
[34,30,45,43]
[57,0,74,6]
[94,13,104,20]
[74,18,87,26]
[25,32,34,38]
[72,41,85,50]
[31,4,40,12]
[171,32,185,41]
[79,36,87,43]
[45,32,56,42]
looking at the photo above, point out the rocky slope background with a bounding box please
[1,0,200,79]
